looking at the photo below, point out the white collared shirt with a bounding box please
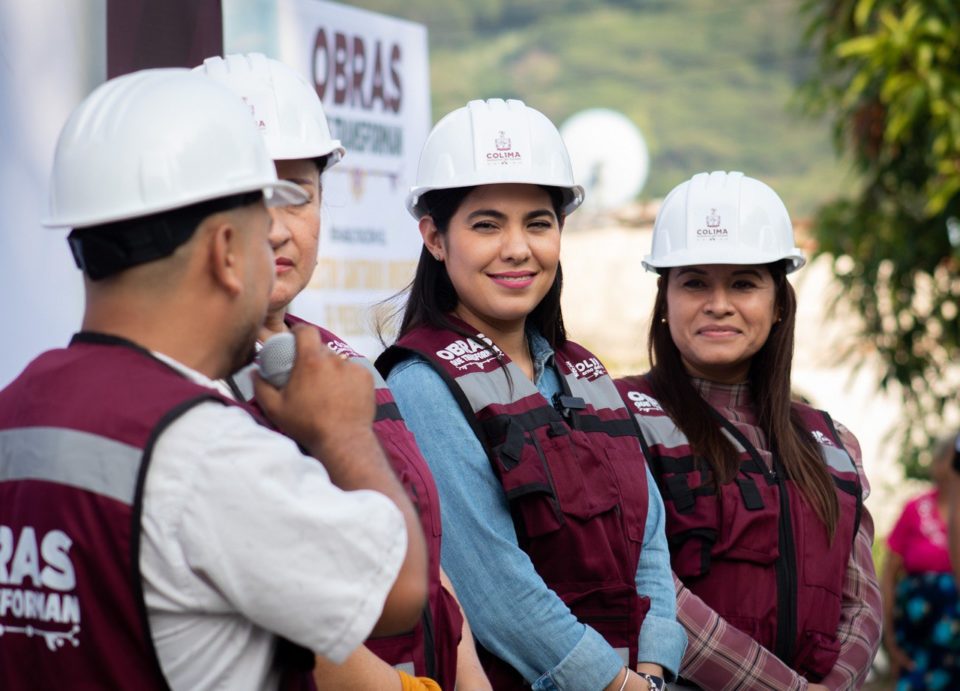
[141,353,407,690]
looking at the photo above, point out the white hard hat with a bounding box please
[406,98,584,219]
[196,53,344,167]
[643,170,805,273]
[43,69,307,228]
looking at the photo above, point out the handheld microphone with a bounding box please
[258,332,297,388]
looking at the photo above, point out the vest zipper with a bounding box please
[773,455,797,666]
[708,408,798,667]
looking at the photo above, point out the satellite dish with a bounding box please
[560,108,649,212]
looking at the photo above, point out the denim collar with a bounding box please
[528,329,554,385]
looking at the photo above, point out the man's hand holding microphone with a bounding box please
[255,325,429,635]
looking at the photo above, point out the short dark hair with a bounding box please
[68,191,263,280]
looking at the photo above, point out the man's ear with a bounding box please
[207,216,243,296]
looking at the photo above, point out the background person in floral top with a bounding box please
[882,434,960,690]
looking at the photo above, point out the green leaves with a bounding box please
[801,0,960,474]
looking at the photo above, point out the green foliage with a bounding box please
[798,0,960,475]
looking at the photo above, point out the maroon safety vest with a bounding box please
[615,375,863,681]
[379,321,651,689]
[256,316,463,689]
[0,333,315,690]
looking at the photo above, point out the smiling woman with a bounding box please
[419,183,562,377]
[377,99,687,691]
[616,171,883,690]
[664,264,777,385]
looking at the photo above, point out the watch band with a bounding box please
[636,672,666,691]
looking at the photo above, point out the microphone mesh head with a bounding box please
[258,332,296,387]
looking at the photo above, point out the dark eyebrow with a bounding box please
[465,208,556,222]
[524,208,557,222]
[466,209,507,221]
[675,267,706,277]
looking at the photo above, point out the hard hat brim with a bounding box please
[268,141,346,169]
[641,247,806,274]
[43,179,308,228]
[406,183,585,220]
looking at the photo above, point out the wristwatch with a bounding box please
[636,672,666,691]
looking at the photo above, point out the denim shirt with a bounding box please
[386,331,686,690]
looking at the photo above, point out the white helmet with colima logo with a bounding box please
[406,98,584,220]
[643,170,805,273]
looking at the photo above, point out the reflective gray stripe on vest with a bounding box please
[636,415,691,450]
[821,443,855,474]
[560,371,625,412]
[0,427,141,504]
[457,361,535,409]
[347,354,390,390]
[636,412,744,453]
[638,411,855,474]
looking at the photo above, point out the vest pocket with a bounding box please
[494,424,620,538]
[716,476,780,565]
[796,484,858,598]
[664,472,781,578]
[555,433,619,520]
[495,421,564,538]
[603,446,649,544]
[661,472,721,579]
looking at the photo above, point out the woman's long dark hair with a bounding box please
[647,261,840,536]
[395,185,568,348]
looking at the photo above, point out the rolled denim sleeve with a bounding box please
[387,357,624,690]
[531,626,625,691]
[635,465,686,679]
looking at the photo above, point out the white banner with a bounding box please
[0,1,105,388]
[228,0,430,357]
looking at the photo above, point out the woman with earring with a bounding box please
[197,53,490,691]
[616,171,883,689]
[377,99,686,691]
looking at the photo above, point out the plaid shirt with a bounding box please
[673,380,882,690]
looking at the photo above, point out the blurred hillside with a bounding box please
[348,0,855,217]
